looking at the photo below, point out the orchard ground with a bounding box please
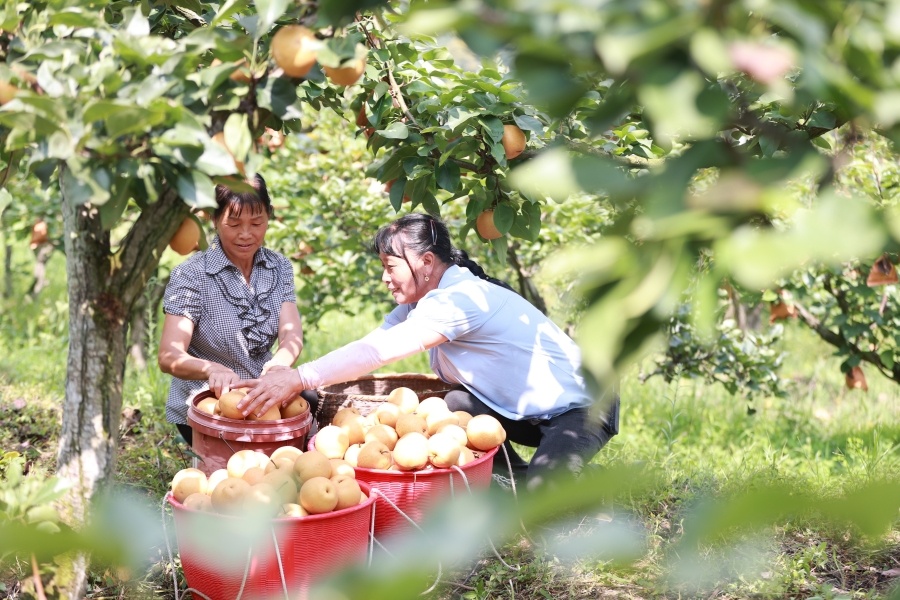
[0,251,898,599]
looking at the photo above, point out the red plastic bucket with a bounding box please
[187,390,313,476]
[309,435,497,540]
[168,480,375,600]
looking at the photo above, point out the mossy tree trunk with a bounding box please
[55,166,189,598]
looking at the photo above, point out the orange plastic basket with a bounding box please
[309,435,497,540]
[168,481,375,600]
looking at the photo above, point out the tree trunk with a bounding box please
[506,243,548,315]
[55,167,189,599]
[128,275,168,370]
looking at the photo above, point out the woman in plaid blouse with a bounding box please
[158,174,314,445]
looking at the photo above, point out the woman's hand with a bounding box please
[207,365,241,398]
[238,368,304,418]
[261,361,291,376]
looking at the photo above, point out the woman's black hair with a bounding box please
[372,212,514,291]
[213,173,274,221]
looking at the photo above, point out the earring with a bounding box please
[425,275,430,282]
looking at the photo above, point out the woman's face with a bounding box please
[216,203,269,264]
[380,251,425,305]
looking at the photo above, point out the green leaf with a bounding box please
[445,106,478,131]
[493,203,515,234]
[122,7,150,37]
[480,116,504,143]
[211,0,251,26]
[435,161,460,192]
[176,170,217,209]
[379,122,409,140]
[223,113,252,163]
[254,0,289,38]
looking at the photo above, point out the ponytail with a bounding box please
[450,248,515,292]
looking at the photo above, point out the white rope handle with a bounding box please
[161,493,214,600]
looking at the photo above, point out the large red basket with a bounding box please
[187,390,313,477]
[168,481,375,600]
[310,436,497,540]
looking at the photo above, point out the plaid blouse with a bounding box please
[162,237,297,424]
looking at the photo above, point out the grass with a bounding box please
[0,245,898,599]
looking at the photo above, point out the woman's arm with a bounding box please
[262,302,304,373]
[157,313,240,397]
[238,321,447,417]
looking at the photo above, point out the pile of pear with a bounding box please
[170,446,366,518]
[313,386,507,472]
[194,388,308,422]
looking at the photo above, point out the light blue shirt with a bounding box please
[382,265,591,420]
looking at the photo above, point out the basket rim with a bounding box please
[166,481,376,521]
[317,372,453,399]
[308,435,498,478]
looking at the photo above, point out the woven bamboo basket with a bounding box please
[314,373,454,428]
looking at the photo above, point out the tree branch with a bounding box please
[112,185,189,311]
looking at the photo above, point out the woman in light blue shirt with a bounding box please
[241,213,618,491]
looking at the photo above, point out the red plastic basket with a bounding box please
[168,480,375,600]
[309,435,497,540]
[187,390,313,476]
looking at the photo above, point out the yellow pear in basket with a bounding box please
[387,386,420,414]
[227,449,270,479]
[357,440,392,470]
[247,404,281,421]
[293,449,333,484]
[466,414,507,451]
[211,477,251,513]
[270,445,303,464]
[437,423,468,448]
[241,466,266,485]
[343,443,362,467]
[196,397,218,415]
[339,414,367,445]
[393,432,430,471]
[315,425,350,459]
[280,502,308,518]
[262,468,298,504]
[395,413,428,437]
[332,407,362,427]
[457,446,476,467]
[331,475,362,511]
[183,492,214,512]
[330,458,356,478]
[171,468,208,503]
[281,395,308,419]
[299,476,339,514]
[454,410,473,428]
[426,409,459,436]
[218,389,248,420]
[414,396,449,419]
[244,483,281,516]
[364,423,399,450]
[373,402,401,428]
[265,456,296,474]
[206,469,229,496]
[428,431,462,469]
[172,468,208,502]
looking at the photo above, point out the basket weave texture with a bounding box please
[315,372,453,427]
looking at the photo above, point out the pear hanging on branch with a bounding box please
[866,253,898,287]
[844,365,868,392]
